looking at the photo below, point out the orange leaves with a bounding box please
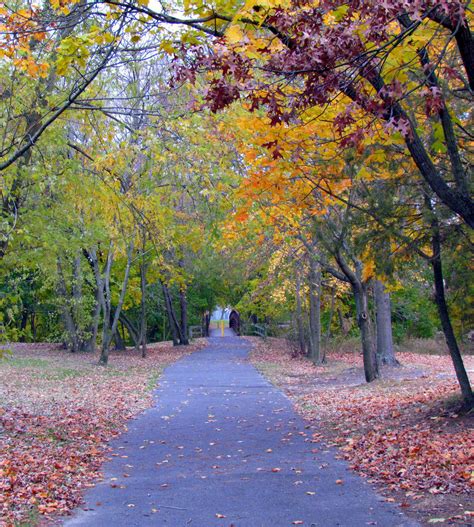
[361,259,375,282]
[13,56,49,78]
[234,209,249,222]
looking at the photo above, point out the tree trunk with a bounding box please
[325,287,336,343]
[179,287,189,345]
[353,282,379,382]
[431,226,473,409]
[113,321,126,351]
[57,258,80,353]
[98,247,113,364]
[119,313,140,350]
[202,311,211,337]
[31,313,36,340]
[82,286,101,352]
[140,256,148,357]
[374,280,398,366]
[295,268,306,356]
[161,283,181,346]
[308,258,322,364]
[71,252,82,334]
[19,310,28,342]
[99,242,134,365]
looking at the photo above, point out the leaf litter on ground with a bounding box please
[0,340,205,526]
[248,336,474,526]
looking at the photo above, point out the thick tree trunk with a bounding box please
[353,283,379,382]
[374,280,398,366]
[333,250,379,382]
[295,269,306,356]
[308,258,322,364]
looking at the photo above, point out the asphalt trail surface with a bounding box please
[65,332,418,527]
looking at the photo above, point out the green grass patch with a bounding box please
[6,357,51,368]
[146,369,162,391]
[14,506,40,527]
[103,368,129,377]
[36,367,85,381]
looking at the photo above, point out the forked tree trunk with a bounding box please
[113,326,126,351]
[334,251,379,382]
[119,313,140,351]
[99,242,134,365]
[374,280,398,366]
[162,283,183,346]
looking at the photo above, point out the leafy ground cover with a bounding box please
[0,341,204,527]
[248,337,474,527]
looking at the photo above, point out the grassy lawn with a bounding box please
[0,340,204,526]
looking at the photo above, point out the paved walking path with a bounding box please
[65,333,417,527]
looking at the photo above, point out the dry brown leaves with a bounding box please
[0,340,204,526]
[249,337,474,522]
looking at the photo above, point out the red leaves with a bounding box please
[0,341,201,525]
[250,337,474,502]
[206,78,241,113]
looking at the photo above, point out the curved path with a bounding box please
[65,333,417,527]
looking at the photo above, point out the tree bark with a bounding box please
[82,248,104,353]
[374,280,398,366]
[333,251,379,382]
[353,282,379,382]
[99,242,134,365]
[295,268,306,356]
[430,216,473,409]
[161,283,181,346]
[113,325,126,351]
[179,287,189,345]
[140,254,148,357]
[82,286,101,352]
[119,313,140,350]
[56,258,80,353]
[308,257,322,364]
[19,310,28,342]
